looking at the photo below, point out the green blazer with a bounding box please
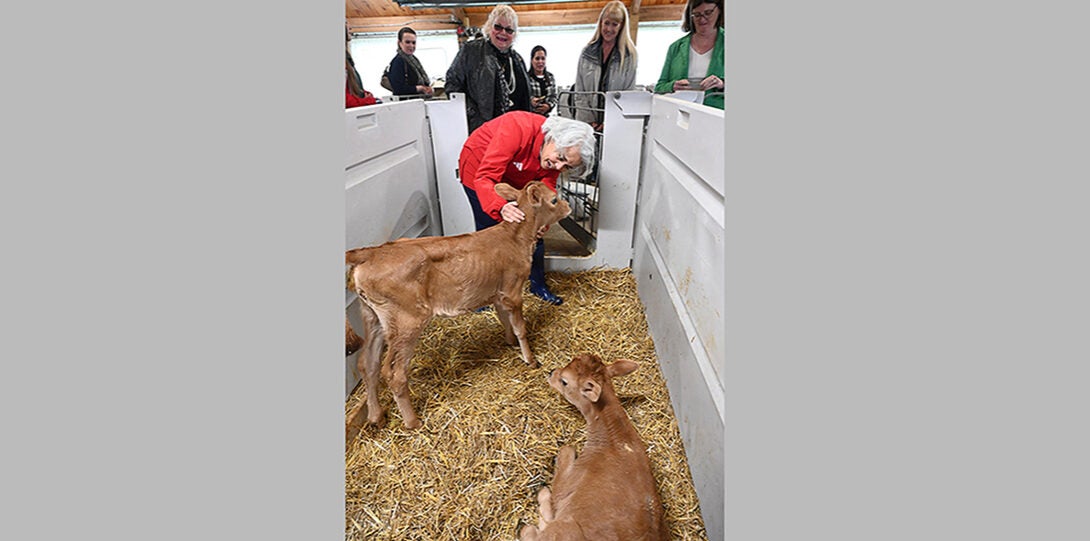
[654,27,725,110]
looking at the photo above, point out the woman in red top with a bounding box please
[346,28,377,108]
[460,111,596,304]
[346,55,377,108]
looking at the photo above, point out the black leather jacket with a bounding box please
[445,38,532,133]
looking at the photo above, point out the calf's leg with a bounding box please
[358,303,387,428]
[497,297,537,368]
[493,302,517,345]
[381,315,427,429]
[554,445,577,483]
[524,446,575,537]
[537,486,555,525]
[346,304,387,440]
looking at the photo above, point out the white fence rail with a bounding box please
[634,95,725,541]
[344,100,442,397]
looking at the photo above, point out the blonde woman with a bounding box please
[445,4,532,133]
[572,0,638,130]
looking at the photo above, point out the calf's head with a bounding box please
[548,353,638,413]
[495,181,572,230]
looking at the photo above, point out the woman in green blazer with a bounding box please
[654,0,725,110]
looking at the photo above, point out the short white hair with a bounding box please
[486,4,519,39]
[542,116,596,178]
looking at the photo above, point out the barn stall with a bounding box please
[345,90,723,540]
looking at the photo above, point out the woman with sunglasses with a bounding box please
[654,0,725,109]
[445,4,532,134]
[571,0,638,131]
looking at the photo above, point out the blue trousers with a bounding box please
[462,185,546,283]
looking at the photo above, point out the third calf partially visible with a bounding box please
[521,353,669,541]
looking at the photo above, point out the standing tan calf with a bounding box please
[345,181,571,433]
[521,354,669,541]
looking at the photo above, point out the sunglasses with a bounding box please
[493,23,516,35]
[691,6,718,20]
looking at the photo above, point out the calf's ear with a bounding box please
[580,379,602,403]
[526,182,545,207]
[495,183,519,201]
[607,359,639,379]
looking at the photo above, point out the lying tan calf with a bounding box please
[521,354,669,541]
[345,181,571,433]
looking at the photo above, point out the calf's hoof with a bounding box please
[367,411,388,429]
[519,524,540,541]
[536,487,555,523]
[537,486,552,507]
[402,416,422,430]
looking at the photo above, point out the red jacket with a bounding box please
[459,111,560,221]
[346,85,377,108]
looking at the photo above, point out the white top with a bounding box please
[688,47,712,80]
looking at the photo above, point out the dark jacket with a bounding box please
[528,69,558,115]
[388,51,430,97]
[445,38,532,133]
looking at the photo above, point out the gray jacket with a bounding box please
[571,40,637,125]
[445,38,532,133]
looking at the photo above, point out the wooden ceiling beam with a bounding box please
[451,8,468,26]
[347,15,461,33]
[347,5,684,34]
[465,5,684,28]
[630,0,642,44]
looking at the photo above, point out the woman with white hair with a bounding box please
[459,111,596,305]
[572,0,638,130]
[445,4,532,133]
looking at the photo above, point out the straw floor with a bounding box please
[345,269,708,540]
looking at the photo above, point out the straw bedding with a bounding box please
[345,269,708,540]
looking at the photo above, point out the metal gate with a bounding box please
[555,88,606,254]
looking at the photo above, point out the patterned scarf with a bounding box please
[397,49,430,87]
[494,49,516,113]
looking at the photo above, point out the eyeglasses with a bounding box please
[691,6,718,20]
[493,23,516,35]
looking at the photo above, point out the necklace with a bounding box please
[506,56,515,96]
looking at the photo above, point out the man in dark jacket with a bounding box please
[445,5,532,133]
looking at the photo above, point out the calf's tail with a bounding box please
[345,248,370,292]
[346,247,370,266]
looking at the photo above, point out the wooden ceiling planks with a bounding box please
[347,0,687,33]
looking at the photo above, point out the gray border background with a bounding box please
[5,1,344,539]
[725,1,1089,540]
[4,1,1088,540]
